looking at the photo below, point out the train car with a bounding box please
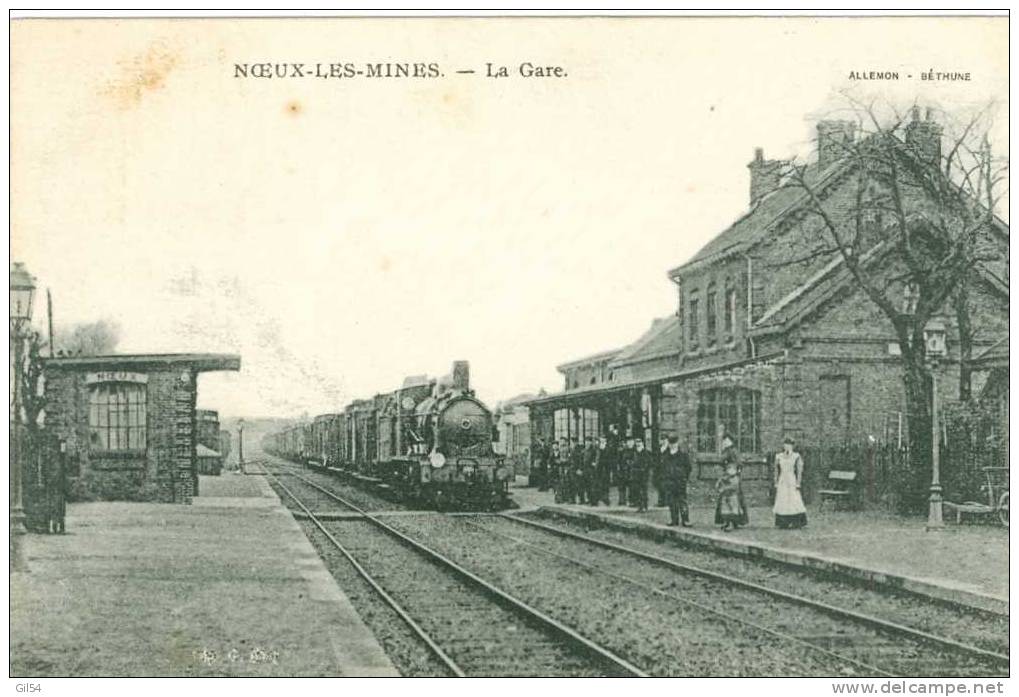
[308,413,344,468]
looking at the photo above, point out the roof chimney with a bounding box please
[904,106,943,164]
[817,120,857,167]
[747,147,787,204]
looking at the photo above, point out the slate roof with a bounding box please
[610,315,681,368]
[669,159,847,275]
[556,348,623,373]
[496,393,539,413]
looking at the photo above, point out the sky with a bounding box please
[10,17,1008,418]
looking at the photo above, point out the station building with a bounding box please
[527,115,1009,505]
[42,353,241,503]
[493,393,538,476]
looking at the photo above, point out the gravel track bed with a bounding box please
[299,522,451,676]
[385,514,876,676]
[318,519,623,676]
[291,468,411,512]
[469,516,1003,677]
[266,474,357,513]
[528,512,1009,656]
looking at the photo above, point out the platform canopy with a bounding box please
[42,353,241,373]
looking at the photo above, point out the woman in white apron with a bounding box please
[773,436,807,529]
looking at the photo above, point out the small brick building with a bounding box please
[42,353,241,502]
[196,409,224,475]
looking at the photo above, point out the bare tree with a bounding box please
[784,98,1007,511]
[21,331,47,436]
[53,319,120,356]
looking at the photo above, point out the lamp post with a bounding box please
[237,418,245,472]
[10,262,37,540]
[924,318,948,531]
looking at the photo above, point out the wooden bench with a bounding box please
[943,501,994,525]
[817,470,859,511]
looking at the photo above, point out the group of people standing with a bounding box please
[531,431,808,531]
[531,429,694,526]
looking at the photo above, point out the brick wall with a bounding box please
[43,365,198,503]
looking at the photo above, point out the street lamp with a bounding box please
[10,262,36,539]
[237,418,245,473]
[924,317,947,531]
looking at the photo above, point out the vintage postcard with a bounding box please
[8,11,1009,688]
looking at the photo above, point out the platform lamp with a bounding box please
[237,418,245,472]
[10,262,36,541]
[923,317,948,531]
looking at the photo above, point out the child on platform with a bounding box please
[714,460,742,532]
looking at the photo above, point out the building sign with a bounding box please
[85,371,149,386]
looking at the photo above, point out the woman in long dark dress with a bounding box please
[714,460,742,531]
[719,434,749,527]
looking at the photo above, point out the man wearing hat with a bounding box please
[660,435,692,526]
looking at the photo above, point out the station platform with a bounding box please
[10,473,398,677]
[509,483,1009,615]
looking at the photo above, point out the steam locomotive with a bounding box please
[264,361,513,510]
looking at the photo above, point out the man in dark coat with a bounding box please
[45,455,68,534]
[616,438,634,506]
[661,435,692,526]
[631,439,653,512]
[606,424,621,489]
[568,437,584,504]
[551,440,565,502]
[533,437,551,491]
[582,437,600,505]
[654,435,669,507]
[593,436,612,505]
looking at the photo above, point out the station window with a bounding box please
[706,283,717,344]
[696,387,760,454]
[725,283,737,335]
[89,382,147,451]
[687,293,700,348]
[554,409,570,442]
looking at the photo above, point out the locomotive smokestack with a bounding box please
[452,360,470,392]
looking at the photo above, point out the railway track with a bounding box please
[268,464,1007,676]
[264,468,645,677]
[455,513,1008,677]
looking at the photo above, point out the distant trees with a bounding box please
[53,319,120,356]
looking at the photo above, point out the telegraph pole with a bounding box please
[47,289,54,357]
